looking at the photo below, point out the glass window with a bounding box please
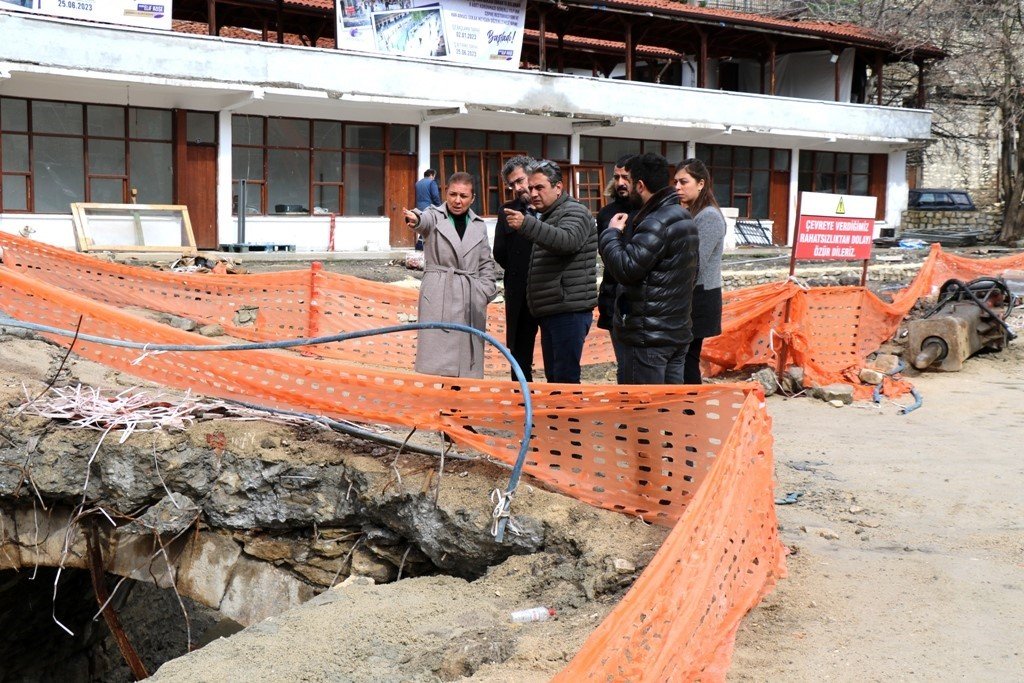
[389,124,416,153]
[88,139,126,175]
[431,128,455,153]
[33,135,85,212]
[601,138,641,163]
[488,132,512,149]
[314,121,343,149]
[345,124,383,149]
[344,151,384,216]
[752,148,771,169]
[269,118,310,148]
[233,115,264,146]
[580,136,599,162]
[547,135,570,162]
[88,105,125,137]
[313,184,341,213]
[186,112,217,144]
[734,147,751,168]
[130,141,172,203]
[773,149,790,171]
[1,98,28,132]
[313,150,343,183]
[516,133,542,158]
[90,177,125,203]
[2,135,29,172]
[664,142,685,163]
[851,174,869,194]
[457,129,486,150]
[232,148,264,181]
[2,174,28,210]
[852,154,870,173]
[267,149,310,211]
[33,101,83,135]
[129,108,171,140]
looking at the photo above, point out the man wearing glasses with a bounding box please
[502,160,598,384]
[493,155,539,381]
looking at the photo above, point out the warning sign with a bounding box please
[794,192,877,261]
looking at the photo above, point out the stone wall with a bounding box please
[919,102,1002,208]
[900,208,1000,241]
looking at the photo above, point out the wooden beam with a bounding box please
[768,40,776,96]
[538,8,547,72]
[557,32,565,72]
[207,0,217,35]
[875,53,883,105]
[276,0,284,44]
[623,19,634,81]
[916,59,926,108]
[697,29,707,89]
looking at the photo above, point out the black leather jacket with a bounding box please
[598,186,699,347]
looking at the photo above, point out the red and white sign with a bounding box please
[794,192,877,260]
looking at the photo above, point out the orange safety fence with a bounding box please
[0,233,614,372]
[0,258,783,679]
[2,234,1023,398]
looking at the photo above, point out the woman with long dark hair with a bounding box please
[674,158,725,384]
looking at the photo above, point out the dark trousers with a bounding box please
[538,310,592,383]
[506,307,539,383]
[684,336,705,384]
[613,329,689,385]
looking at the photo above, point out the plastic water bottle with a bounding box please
[509,606,556,623]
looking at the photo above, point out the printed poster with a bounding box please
[1,0,171,30]
[336,0,525,68]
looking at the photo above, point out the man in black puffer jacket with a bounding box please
[502,160,598,383]
[598,152,699,384]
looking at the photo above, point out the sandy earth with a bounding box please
[1,256,1022,680]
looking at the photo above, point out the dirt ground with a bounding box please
[2,255,1022,680]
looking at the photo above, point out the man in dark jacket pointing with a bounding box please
[598,152,699,384]
[503,160,598,384]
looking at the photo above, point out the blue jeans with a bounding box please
[538,310,592,383]
[613,329,689,385]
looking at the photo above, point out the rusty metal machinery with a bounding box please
[907,278,1016,372]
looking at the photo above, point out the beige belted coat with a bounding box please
[412,204,500,378]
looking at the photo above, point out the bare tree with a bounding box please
[797,0,1024,242]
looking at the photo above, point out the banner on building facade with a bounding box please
[336,0,525,69]
[1,0,172,30]
[794,192,877,261]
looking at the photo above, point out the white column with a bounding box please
[418,121,431,175]
[787,147,800,246]
[885,150,909,232]
[569,131,581,164]
[216,110,235,246]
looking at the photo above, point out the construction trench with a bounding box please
[0,232,1021,680]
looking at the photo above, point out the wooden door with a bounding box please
[769,169,790,245]
[180,143,218,248]
[387,154,417,248]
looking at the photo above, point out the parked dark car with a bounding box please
[908,188,976,210]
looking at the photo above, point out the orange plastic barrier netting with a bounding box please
[0,261,784,678]
[556,390,779,681]
[3,234,1023,397]
[0,233,613,372]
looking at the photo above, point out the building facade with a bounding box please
[0,3,939,251]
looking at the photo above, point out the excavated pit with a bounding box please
[0,337,667,680]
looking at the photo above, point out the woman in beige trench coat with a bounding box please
[404,172,500,379]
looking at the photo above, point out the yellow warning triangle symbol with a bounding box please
[836,197,846,214]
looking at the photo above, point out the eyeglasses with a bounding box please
[506,176,528,190]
